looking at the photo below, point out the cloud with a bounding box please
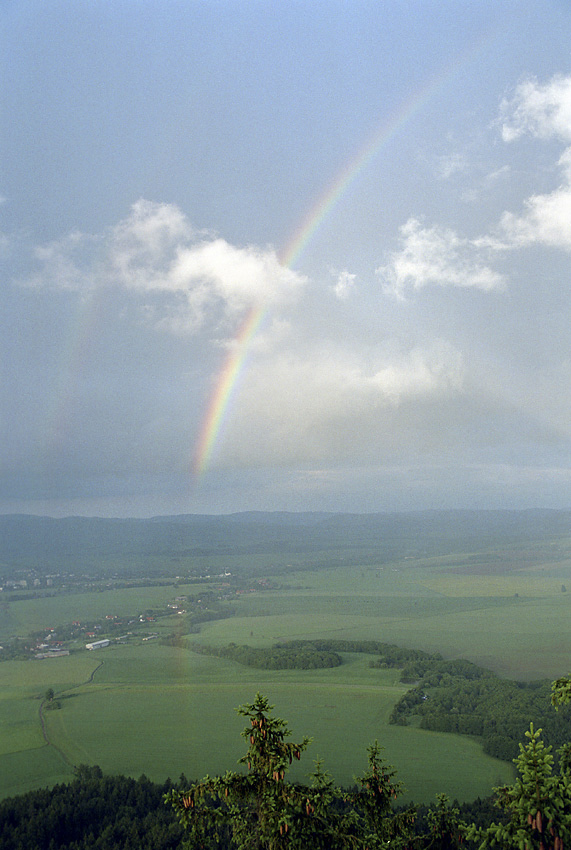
[380,76,571,295]
[377,217,505,297]
[332,269,356,300]
[499,147,571,250]
[493,75,571,250]
[500,74,571,142]
[24,200,307,334]
[169,239,303,318]
[221,340,465,465]
[500,174,571,249]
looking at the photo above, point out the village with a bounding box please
[0,570,278,661]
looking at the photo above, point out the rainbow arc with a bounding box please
[192,31,499,476]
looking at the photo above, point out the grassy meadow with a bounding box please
[2,532,571,802]
[1,643,513,803]
[195,555,571,680]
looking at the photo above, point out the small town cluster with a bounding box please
[0,567,276,662]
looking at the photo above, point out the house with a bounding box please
[85,639,110,651]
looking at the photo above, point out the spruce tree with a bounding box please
[468,723,571,850]
[166,693,416,849]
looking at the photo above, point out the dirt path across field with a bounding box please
[38,660,104,768]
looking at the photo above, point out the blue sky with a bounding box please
[2,1,571,516]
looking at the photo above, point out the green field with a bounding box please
[0,643,513,803]
[195,559,571,680]
[3,538,571,803]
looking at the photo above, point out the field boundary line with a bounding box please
[38,660,104,770]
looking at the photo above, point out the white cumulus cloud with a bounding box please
[169,238,303,317]
[377,217,505,297]
[500,74,571,142]
[500,169,571,249]
[23,200,307,334]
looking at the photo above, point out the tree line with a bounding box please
[0,767,185,850]
[190,642,343,670]
[163,638,441,672]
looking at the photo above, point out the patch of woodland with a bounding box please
[389,657,571,761]
[169,638,441,671]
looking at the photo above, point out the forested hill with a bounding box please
[1,509,570,573]
[0,767,185,850]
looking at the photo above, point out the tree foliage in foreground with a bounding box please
[465,676,571,850]
[166,692,417,850]
[468,724,571,850]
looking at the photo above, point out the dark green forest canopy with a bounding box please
[0,768,185,850]
[189,642,343,669]
[389,658,571,762]
[180,639,440,671]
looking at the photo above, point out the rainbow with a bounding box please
[280,84,441,268]
[278,25,497,269]
[193,304,266,476]
[193,31,500,476]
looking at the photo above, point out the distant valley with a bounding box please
[1,509,570,803]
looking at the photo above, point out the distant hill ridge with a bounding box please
[0,509,570,572]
